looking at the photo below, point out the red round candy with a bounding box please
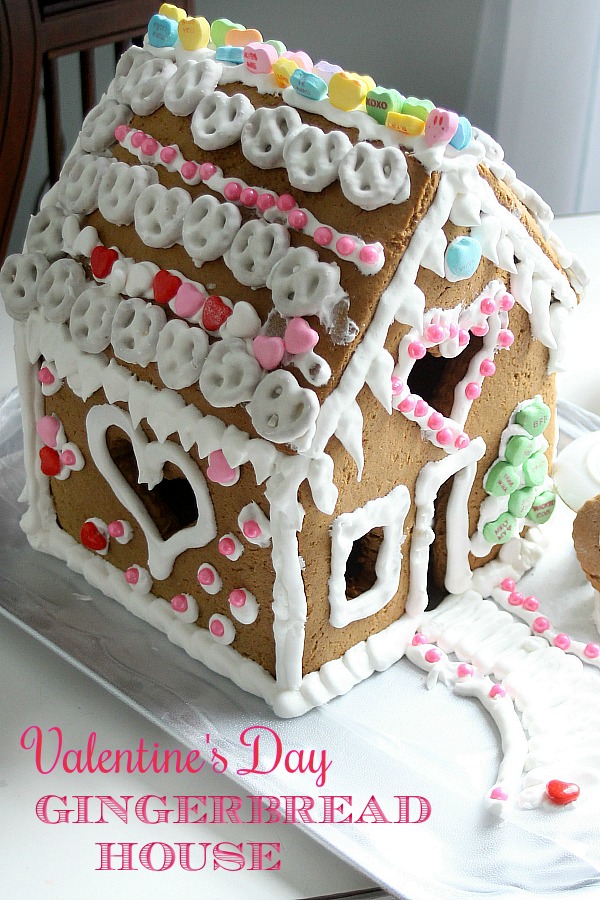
[90,245,118,279]
[546,780,580,805]
[39,446,61,477]
[80,521,108,552]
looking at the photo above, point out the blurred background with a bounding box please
[6,0,600,257]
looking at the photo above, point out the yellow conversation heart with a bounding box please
[328,71,370,111]
[159,3,186,22]
[386,111,425,136]
[272,57,298,89]
[178,16,211,51]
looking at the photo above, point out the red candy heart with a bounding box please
[153,269,182,305]
[90,245,118,279]
[202,295,232,332]
[546,780,580,805]
[80,520,108,552]
[39,446,61,477]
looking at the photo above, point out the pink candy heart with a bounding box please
[281,50,313,70]
[284,317,319,355]
[206,450,239,486]
[253,335,285,370]
[425,107,459,148]
[244,41,278,74]
[36,415,60,448]
[174,283,206,318]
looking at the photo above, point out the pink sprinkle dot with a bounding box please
[508,591,524,606]
[277,193,296,212]
[490,787,508,801]
[336,236,356,257]
[359,245,380,266]
[229,589,247,608]
[425,648,442,663]
[38,367,55,385]
[398,394,417,414]
[498,329,514,348]
[411,633,427,646]
[428,411,444,430]
[210,619,225,638]
[408,340,426,360]
[314,226,333,246]
[181,161,198,180]
[60,449,77,467]
[584,643,600,659]
[426,323,445,343]
[499,292,515,311]
[257,191,276,211]
[501,578,516,592]
[554,633,571,651]
[160,146,177,164]
[455,432,470,449]
[171,594,189,614]
[288,209,308,229]
[532,616,550,633]
[436,427,454,445]
[218,537,236,557]
[224,181,243,201]
[458,329,470,347]
[197,566,215,586]
[457,663,474,678]
[114,124,130,142]
[141,137,159,156]
[391,376,404,396]
[480,297,497,316]
[125,567,139,585]
[465,381,481,400]
[471,323,489,337]
[199,162,217,180]
[480,358,496,377]
[130,130,146,148]
[243,520,262,539]
[108,520,125,538]
[489,684,506,699]
[240,187,258,207]
[414,399,430,418]
[523,596,539,612]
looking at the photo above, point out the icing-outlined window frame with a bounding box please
[328,483,411,629]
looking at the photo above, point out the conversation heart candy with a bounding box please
[175,283,206,318]
[211,17,244,47]
[226,27,263,48]
[527,490,556,524]
[485,461,520,496]
[522,452,548,487]
[508,486,536,519]
[284,317,319,354]
[272,57,298,88]
[449,116,472,150]
[266,39,286,54]
[365,87,404,125]
[216,46,244,65]
[385,111,425,136]
[402,97,435,122]
[281,50,313,70]
[178,16,210,51]
[153,270,182,304]
[504,434,535,467]
[290,68,328,101]
[483,511,517,545]
[148,13,178,48]
[329,71,369,111]
[91,245,118,279]
[312,60,343,84]
[515,399,551,437]
[252,335,285,370]
[244,41,278,74]
[445,235,482,279]
[159,3,186,22]
[425,107,459,147]
[546,780,580,806]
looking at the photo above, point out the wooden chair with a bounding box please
[0,0,176,263]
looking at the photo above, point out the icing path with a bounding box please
[407,589,600,813]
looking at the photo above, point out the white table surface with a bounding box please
[0,213,598,899]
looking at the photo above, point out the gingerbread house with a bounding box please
[0,10,585,716]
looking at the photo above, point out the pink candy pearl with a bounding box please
[359,245,380,266]
[114,124,130,142]
[197,567,215,586]
[508,591,524,606]
[210,619,225,638]
[489,684,506,699]
[499,292,515,311]
[160,146,177,164]
[448,323,458,339]
[398,394,417,413]
[199,162,217,180]
[480,358,496,377]
[454,432,470,449]
[218,537,236,556]
[465,382,481,400]
[408,341,426,360]
[38,367,55,385]
[480,297,497,316]
[288,209,308,229]
[457,663,474,678]
[554,633,571,650]
[277,193,296,212]
[60,449,77,467]
[240,187,258,207]
[171,594,189,613]
[314,226,333,246]
[411,633,427,646]
[425,648,442,663]
[336,236,356,256]
[391,377,404,396]
[243,520,262,539]
[414,399,430,418]
[497,329,514,348]
[501,578,516,592]
[125,567,139,585]
[490,787,508,801]
[426,324,445,343]
[523,596,539,611]
[130,130,146,148]
[428,411,444,430]
[229,589,247,608]
[436,427,453,445]
[141,137,159,156]
[471,323,489,337]
[458,329,470,347]
[224,181,243,201]
[532,616,550,633]
[584,643,600,659]
[257,192,276,211]
[108,520,124,538]
[181,161,198,180]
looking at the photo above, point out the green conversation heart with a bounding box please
[484,461,520,496]
[522,452,548,487]
[508,486,536,518]
[211,17,244,47]
[527,490,556,524]
[504,434,535,467]
[401,96,435,122]
[483,511,517,545]
[365,87,404,125]
[515,400,551,437]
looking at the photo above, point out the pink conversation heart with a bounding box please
[252,335,285,370]
[174,283,206,318]
[36,415,60,448]
[281,50,313,70]
[244,41,278,74]
[425,107,459,148]
[206,450,239,486]
[284,317,319,355]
